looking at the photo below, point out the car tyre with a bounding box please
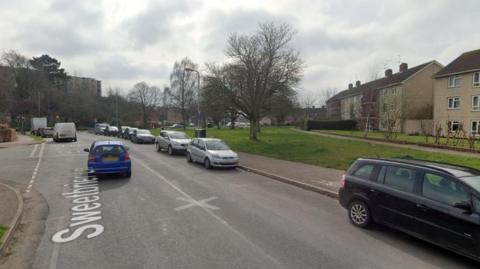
[156,143,161,152]
[186,152,192,163]
[348,200,372,228]
[126,171,131,178]
[204,158,211,169]
[168,145,173,156]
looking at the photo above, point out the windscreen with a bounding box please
[170,132,188,139]
[205,140,230,151]
[93,145,125,156]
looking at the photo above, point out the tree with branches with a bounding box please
[128,82,162,128]
[169,57,198,129]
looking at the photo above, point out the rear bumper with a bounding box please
[88,161,131,174]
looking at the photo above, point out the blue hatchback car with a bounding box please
[84,141,131,177]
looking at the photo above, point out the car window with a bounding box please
[197,140,205,149]
[205,140,230,150]
[169,132,188,139]
[422,173,470,206]
[353,164,376,180]
[473,196,480,214]
[93,145,125,156]
[383,166,417,193]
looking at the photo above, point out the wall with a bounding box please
[403,119,433,135]
[340,94,362,120]
[433,71,480,135]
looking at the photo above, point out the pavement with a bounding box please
[0,135,39,149]
[0,131,478,269]
[0,180,23,256]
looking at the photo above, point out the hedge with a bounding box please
[306,120,357,131]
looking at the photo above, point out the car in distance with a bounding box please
[53,122,77,142]
[84,141,131,177]
[94,123,109,135]
[338,158,480,262]
[126,127,138,140]
[186,138,239,169]
[131,129,155,144]
[107,126,119,136]
[155,130,191,155]
[118,126,129,138]
[169,123,184,129]
[38,127,54,138]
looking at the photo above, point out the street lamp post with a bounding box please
[184,67,201,128]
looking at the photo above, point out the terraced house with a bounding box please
[433,49,480,135]
[327,61,443,133]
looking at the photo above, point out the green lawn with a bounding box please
[0,225,7,243]
[150,127,480,171]
[320,130,480,150]
[28,134,45,143]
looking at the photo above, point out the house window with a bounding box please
[473,96,480,111]
[448,121,460,131]
[474,72,480,88]
[448,75,461,88]
[447,97,460,109]
[472,121,480,134]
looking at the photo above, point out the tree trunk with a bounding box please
[249,119,258,140]
[257,121,261,133]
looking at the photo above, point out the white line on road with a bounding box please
[175,196,220,211]
[131,156,284,268]
[29,144,39,158]
[25,143,45,193]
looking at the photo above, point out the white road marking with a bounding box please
[132,156,284,268]
[174,196,219,211]
[29,144,39,158]
[25,143,45,193]
[48,216,65,269]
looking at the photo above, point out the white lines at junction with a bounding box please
[26,143,45,193]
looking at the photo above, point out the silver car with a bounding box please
[186,138,239,169]
[155,130,191,155]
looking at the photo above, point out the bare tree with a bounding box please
[225,22,303,139]
[318,88,338,107]
[169,58,198,129]
[128,82,162,128]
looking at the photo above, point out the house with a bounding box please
[433,49,480,136]
[327,61,443,134]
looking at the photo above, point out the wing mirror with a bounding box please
[83,148,89,153]
[453,201,472,214]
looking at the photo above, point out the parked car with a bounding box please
[38,127,54,138]
[186,138,239,169]
[155,130,191,155]
[131,129,155,144]
[126,127,139,140]
[84,141,131,177]
[53,122,77,142]
[107,126,119,136]
[338,158,480,262]
[118,126,129,138]
[170,124,184,129]
[94,123,109,135]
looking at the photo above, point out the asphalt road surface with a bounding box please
[0,132,478,269]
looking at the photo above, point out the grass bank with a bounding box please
[150,127,480,171]
[0,225,7,243]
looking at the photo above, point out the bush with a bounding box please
[306,120,357,131]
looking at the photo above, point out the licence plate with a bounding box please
[102,156,118,162]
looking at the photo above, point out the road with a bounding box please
[0,131,478,269]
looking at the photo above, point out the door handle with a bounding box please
[369,189,376,193]
[416,203,429,210]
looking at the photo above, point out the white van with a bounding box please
[53,122,77,142]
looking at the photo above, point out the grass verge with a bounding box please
[28,134,45,143]
[0,225,7,243]
[150,127,480,171]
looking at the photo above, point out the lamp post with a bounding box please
[184,67,201,128]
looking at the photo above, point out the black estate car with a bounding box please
[339,158,480,262]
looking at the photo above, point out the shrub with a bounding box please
[306,120,357,131]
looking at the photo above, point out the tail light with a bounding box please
[124,152,130,161]
[339,174,346,189]
[88,154,95,162]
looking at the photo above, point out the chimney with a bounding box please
[385,68,393,77]
[348,83,353,89]
[399,62,408,72]
[355,80,361,87]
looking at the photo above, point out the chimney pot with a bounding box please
[355,80,361,87]
[399,63,408,72]
[385,69,393,77]
[348,83,353,89]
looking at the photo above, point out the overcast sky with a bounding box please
[1,0,479,100]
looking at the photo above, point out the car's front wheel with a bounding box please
[168,145,173,155]
[204,158,211,169]
[126,171,131,178]
[348,200,372,228]
[156,143,161,152]
[186,152,192,163]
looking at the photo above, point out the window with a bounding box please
[448,75,461,87]
[474,72,480,88]
[448,121,460,132]
[422,173,469,206]
[197,140,205,150]
[472,121,480,135]
[473,96,480,111]
[473,196,480,213]
[447,97,460,109]
[353,164,376,180]
[383,166,417,193]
